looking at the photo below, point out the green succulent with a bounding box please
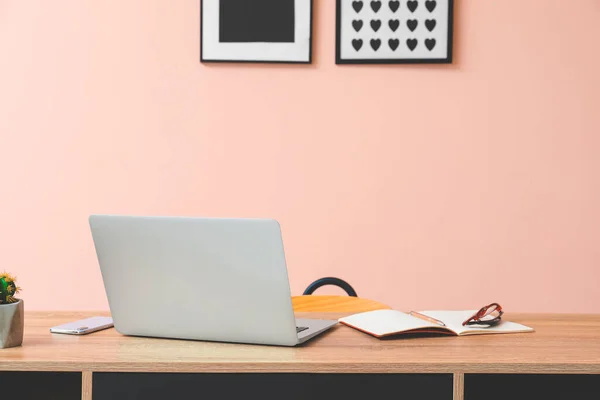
[0,271,20,304]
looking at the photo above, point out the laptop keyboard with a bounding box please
[296,326,309,334]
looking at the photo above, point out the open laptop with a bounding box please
[88,215,337,346]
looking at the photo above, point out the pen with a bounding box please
[409,311,446,327]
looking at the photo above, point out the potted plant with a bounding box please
[0,272,23,349]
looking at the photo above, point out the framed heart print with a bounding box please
[201,0,313,64]
[336,0,454,64]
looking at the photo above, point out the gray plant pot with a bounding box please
[0,299,24,349]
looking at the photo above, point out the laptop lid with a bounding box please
[89,215,299,346]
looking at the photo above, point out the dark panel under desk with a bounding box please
[0,371,81,400]
[465,374,600,400]
[94,373,453,400]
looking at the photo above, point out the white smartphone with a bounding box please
[50,316,114,335]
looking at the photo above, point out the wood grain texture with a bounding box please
[453,372,464,400]
[82,371,93,400]
[0,312,599,374]
[292,295,391,312]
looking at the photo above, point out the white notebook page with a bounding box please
[339,309,443,336]
[420,310,535,335]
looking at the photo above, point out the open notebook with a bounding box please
[339,309,534,338]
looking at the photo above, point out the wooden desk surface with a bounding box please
[1,312,599,374]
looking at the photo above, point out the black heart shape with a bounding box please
[407,38,418,51]
[352,1,364,13]
[352,20,364,32]
[389,0,400,12]
[425,38,436,50]
[407,0,418,13]
[371,0,382,12]
[370,38,381,51]
[352,39,363,51]
[425,0,437,12]
[389,19,400,32]
[425,19,436,32]
[370,19,382,32]
[389,38,400,51]
[407,19,418,32]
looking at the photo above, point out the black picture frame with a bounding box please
[200,0,314,64]
[335,0,454,65]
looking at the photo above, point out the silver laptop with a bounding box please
[89,215,337,346]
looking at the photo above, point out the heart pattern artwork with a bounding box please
[370,19,382,32]
[338,0,452,63]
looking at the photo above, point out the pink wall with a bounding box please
[1,0,599,313]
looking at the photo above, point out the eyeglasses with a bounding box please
[462,303,504,327]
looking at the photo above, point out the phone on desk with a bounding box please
[50,316,114,335]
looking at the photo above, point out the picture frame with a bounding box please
[201,0,314,64]
[335,0,454,64]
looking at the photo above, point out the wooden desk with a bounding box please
[1,312,599,400]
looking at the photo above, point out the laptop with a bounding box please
[88,215,337,346]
